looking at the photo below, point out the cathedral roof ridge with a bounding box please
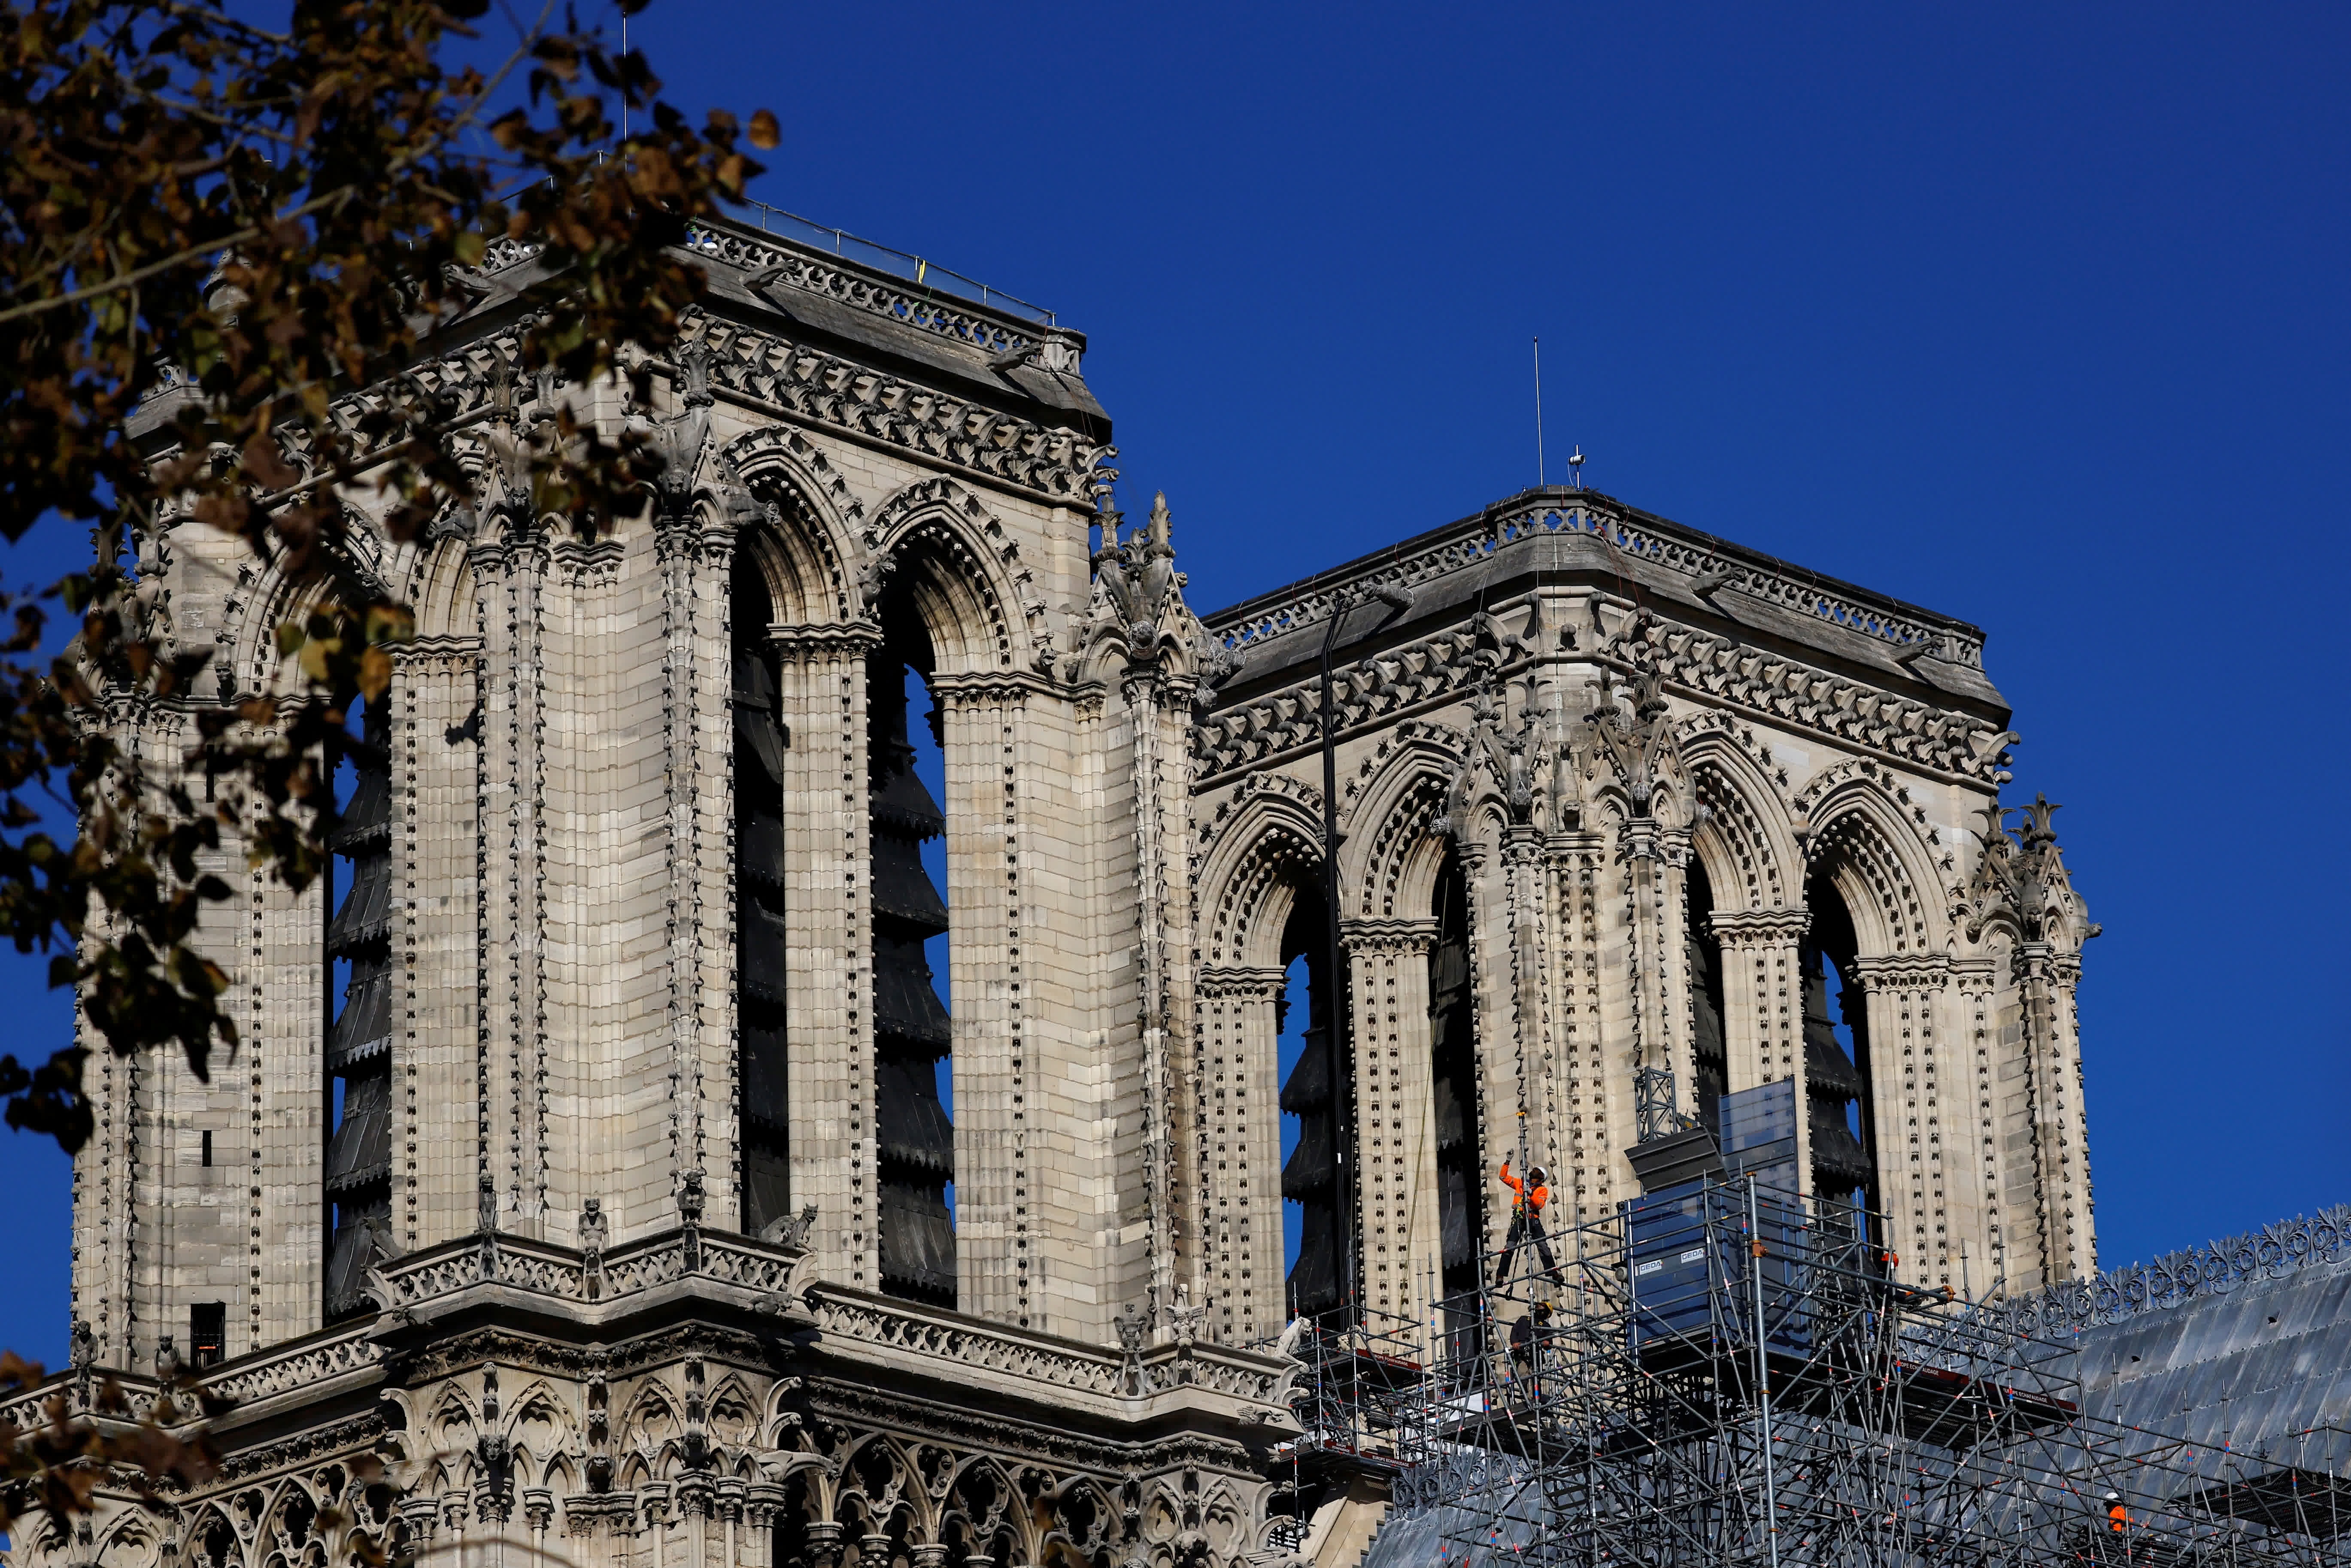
[1201,485,1990,674]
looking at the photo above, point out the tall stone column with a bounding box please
[1119,664,1192,1334]
[1453,834,1507,1266]
[397,640,485,1252]
[1948,956,2007,1293]
[470,518,549,1238]
[1619,816,1688,1134]
[649,492,741,1233]
[1342,917,1437,1323]
[1711,909,1809,1099]
[1855,956,1954,1285]
[246,786,329,1345]
[1191,965,1288,1344]
[772,624,878,1289]
[1488,828,1550,1182]
[933,673,1040,1325]
[1542,835,1614,1221]
[2015,940,2093,1288]
[72,966,137,1364]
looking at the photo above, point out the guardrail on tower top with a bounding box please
[716,198,1059,327]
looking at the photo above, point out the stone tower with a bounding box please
[10,213,2097,1568]
[1184,494,2098,1348]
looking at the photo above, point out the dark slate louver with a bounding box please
[1280,1101,1335,1196]
[325,701,394,1319]
[869,634,956,1307]
[1426,855,1484,1296]
[735,578,795,1236]
[1800,932,1877,1204]
[1279,891,1341,1317]
[1685,862,1729,1143]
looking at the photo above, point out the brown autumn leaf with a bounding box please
[0,0,771,1288]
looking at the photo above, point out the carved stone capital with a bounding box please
[1195,965,1289,1003]
[1849,954,1951,991]
[399,1497,440,1543]
[1340,916,1438,955]
[769,620,883,660]
[1709,907,1810,949]
[932,669,1058,707]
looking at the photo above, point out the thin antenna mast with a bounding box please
[1533,336,1546,487]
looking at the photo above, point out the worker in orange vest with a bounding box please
[2107,1492,2129,1532]
[1495,1160,1563,1287]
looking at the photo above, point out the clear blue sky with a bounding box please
[2,1,2345,1365]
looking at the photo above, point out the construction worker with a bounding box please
[2107,1492,2129,1532]
[1495,1159,1563,1287]
[1506,1300,1552,1383]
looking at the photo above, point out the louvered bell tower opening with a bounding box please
[1685,861,1729,1145]
[1277,884,1338,1318]
[734,562,794,1235]
[1801,872,1878,1227]
[325,698,394,1319]
[1427,852,1485,1301]
[869,595,955,1308]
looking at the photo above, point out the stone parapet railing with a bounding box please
[1204,489,1987,670]
[1989,1204,2351,1341]
[0,1226,1288,1428]
[482,221,1054,357]
[681,220,1047,358]
[809,1286,1289,1407]
[364,1226,799,1310]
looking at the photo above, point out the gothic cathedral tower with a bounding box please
[12,214,2095,1568]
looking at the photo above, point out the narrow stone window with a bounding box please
[324,698,394,1319]
[1685,860,1729,1140]
[1278,883,1338,1316]
[870,594,955,1307]
[188,1301,226,1368]
[734,562,793,1234]
[200,1129,212,1168]
[1427,852,1484,1300]
[1801,873,1877,1218]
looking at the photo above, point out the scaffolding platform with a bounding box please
[1356,1146,2351,1568]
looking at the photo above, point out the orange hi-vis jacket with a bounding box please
[1500,1161,1549,1217]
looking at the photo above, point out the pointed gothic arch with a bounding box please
[725,428,865,627]
[1341,735,1464,922]
[863,476,1042,674]
[1796,777,1943,1223]
[1680,728,1799,916]
[1196,784,1324,971]
[404,533,477,643]
[1798,773,1944,959]
[1190,787,1330,1336]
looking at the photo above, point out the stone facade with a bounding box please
[13,212,2096,1568]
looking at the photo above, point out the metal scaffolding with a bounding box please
[1261,1305,1423,1556]
[1373,1171,2351,1568]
